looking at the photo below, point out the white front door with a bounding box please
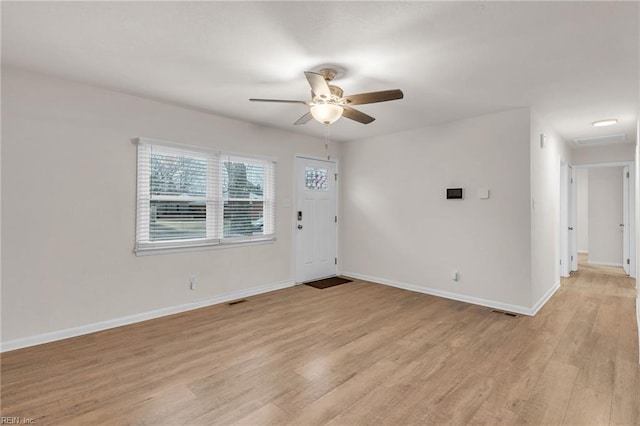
[295,156,337,283]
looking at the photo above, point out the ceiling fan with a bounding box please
[249,68,404,125]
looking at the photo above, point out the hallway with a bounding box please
[576,252,629,277]
[543,252,639,424]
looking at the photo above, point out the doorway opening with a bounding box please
[570,163,635,277]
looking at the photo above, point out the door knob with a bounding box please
[619,224,625,227]
[297,224,303,230]
[568,227,574,230]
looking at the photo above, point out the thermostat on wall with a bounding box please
[446,188,464,199]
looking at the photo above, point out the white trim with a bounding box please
[577,250,589,254]
[636,297,640,364]
[627,164,636,278]
[588,260,624,267]
[0,279,294,353]
[624,165,631,275]
[135,238,275,256]
[342,272,544,316]
[570,166,578,272]
[560,161,570,278]
[574,161,636,278]
[531,281,561,316]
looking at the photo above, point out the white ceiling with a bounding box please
[2,1,638,144]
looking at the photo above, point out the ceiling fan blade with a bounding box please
[344,89,404,105]
[342,106,375,124]
[304,71,331,99]
[294,112,313,125]
[249,98,307,104]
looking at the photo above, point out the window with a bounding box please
[136,138,276,254]
[222,155,275,239]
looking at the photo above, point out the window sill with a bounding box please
[134,237,276,256]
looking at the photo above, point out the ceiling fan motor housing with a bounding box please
[313,85,344,104]
[329,85,343,99]
[319,68,338,82]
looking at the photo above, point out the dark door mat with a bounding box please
[305,276,353,289]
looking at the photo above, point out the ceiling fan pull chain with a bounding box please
[325,124,330,160]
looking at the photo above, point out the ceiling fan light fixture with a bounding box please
[592,119,618,127]
[310,103,343,124]
[250,69,403,126]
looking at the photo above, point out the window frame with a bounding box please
[135,138,276,255]
[221,155,271,244]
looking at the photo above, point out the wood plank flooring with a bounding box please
[1,262,638,425]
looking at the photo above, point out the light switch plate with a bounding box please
[478,188,490,199]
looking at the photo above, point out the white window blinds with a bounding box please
[136,139,276,254]
[221,154,276,242]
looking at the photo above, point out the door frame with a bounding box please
[624,165,630,275]
[573,161,635,278]
[570,165,578,272]
[559,162,579,275]
[292,154,340,284]
[560,161,570,278]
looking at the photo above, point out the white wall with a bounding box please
[588,167,624,266]
[0,66,590,349]
[1,67,340,345]
[572,143,635,165]
[576,168,589,253]
[636,53,640,364]
[340,108,533,311]
[635,119,640,364]
[0,65,3,347]
[529,112,573,306]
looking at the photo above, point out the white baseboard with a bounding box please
[588,260,623,267]
[342,271,539,316]
[1,279,294,353]
[531,281,561,316]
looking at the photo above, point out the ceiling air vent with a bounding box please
[573,134,626,147]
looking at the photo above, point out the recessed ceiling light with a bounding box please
[592,119,618,127]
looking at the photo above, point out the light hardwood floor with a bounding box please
[1,262,638,425]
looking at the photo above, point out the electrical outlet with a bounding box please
[190,275,196,290]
